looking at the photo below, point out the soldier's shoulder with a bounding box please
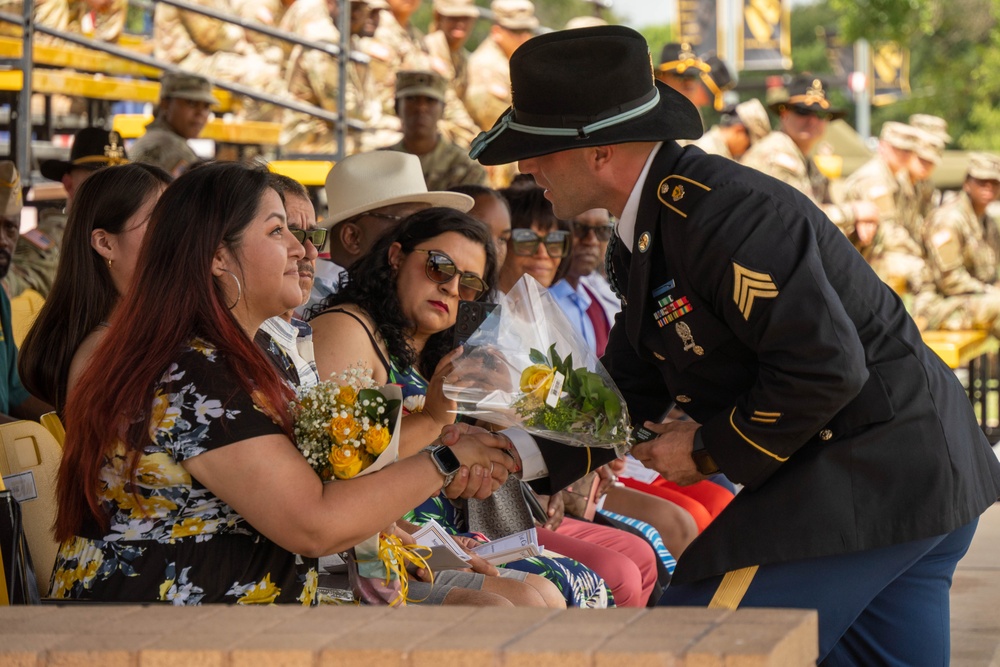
[653,172,713,219]
[742,132,806,175]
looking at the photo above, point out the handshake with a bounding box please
[436,422,523,500]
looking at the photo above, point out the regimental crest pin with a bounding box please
[732,261,779,320]
[671,184,685,202]
[675,321,704,355]
[638,231,650,253]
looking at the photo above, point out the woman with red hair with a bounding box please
[49,162,512,604]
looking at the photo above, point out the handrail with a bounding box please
[0,11,366,132]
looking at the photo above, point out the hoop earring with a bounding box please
[221,269,242,309]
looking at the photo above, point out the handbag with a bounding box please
[0,490,41,604]
[465,476,542,540]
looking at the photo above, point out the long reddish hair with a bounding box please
[56,162,295,541]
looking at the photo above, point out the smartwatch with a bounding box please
[691,431,719,476]
[426,445,461,488]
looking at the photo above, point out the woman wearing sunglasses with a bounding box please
[19,163,172,413]
[496,177,572,294]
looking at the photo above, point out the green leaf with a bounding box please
[529,348,547,365]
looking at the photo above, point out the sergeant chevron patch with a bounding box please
[733,262,778,320]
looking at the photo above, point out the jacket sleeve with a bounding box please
[687,185,868,490]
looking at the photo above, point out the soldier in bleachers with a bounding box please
[692,99,770,161]
[842,122,924,283]
[130,72,213,175]
[382,70,487,190]
[153,0,283,119]
[742,75,880,247]
[424,0,480,141]
[281,0,391,154]
[34,0,126,44]
[909,114,951,218]
[923,153,1000,292]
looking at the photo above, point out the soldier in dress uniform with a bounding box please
[382,70,487,191]
[130,72,215,176]
[742,75,880,247]
[9,127,129,299]
[470,25,1000,663]
[842,122,924,284]
[691,99,770,161]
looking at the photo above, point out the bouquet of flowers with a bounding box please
[443,276,633,455]
[291,367,414,605]
[291,366,402,481]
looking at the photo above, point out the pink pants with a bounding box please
[537,517,659,607]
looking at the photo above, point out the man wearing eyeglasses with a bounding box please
[742,75,880,248]
[549,209,618,356]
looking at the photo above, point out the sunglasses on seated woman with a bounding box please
[289,227,328,250]
[412,249,489,301]
[509,228,571,258]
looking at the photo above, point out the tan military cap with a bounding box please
[395,69,448,102]
[434,0,480,18]
[967,152,1000,181]
[909,113,951,144]
[160,71,217,105]
[734,98,770,143]
[0,161,22,218]
[911,126,945,164]
[565,16,607,30]
[879,121,918,152]
[367,0,389,8]
[491,0,538,30]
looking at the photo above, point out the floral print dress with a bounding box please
[49,339,320,605]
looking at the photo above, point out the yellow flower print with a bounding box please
[328,416,361,446]
[159,577,176,601]
[169,517,208,539]
[520,363,556,401]
[362,424,391,456]
[136,452,191,489]
[329,445,364,479]
[238,574,281,604]
[50,538,104,598]
[149,389,182,439]
[298,569,319,606]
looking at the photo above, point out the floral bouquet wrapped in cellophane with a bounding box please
[443,276,632,456]
[291,367,428,605]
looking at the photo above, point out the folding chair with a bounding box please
[39,412,66,448]
[0,420,62,596]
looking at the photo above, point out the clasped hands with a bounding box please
[437,422,522,500]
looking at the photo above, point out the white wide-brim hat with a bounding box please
[324,152,474,228]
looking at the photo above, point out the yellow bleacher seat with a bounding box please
[0,35,161,78]
[0,420,62,596]
[113,114,281,146]
[268,160,335,187]
[8,288,44,348]
[922,330,997,370]
[39,413,65,448]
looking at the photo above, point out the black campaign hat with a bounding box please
[40,127,129,182]
[768,74,847,120]
[470,25,704,166]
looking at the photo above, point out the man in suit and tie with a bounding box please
[469,25,1000,664]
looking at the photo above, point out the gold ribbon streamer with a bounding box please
[369,533,435,606]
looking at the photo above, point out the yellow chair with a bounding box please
[39,413,65,448]
[0,420,62,596]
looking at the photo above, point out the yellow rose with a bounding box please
[337,385,357,406]
[363,424,391,456]
[328,416,362,446]
[330,445,364,479]
[520,364,556,401]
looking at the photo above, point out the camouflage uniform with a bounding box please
[34,0,127,43]
[153,0,284,117]
[130,116,200,174]
[233,0,287,64]
[424,29,480,148]
[691,127,732,160]
[382,137,487,191]
[742,130,856,236]
[465,36,511,132]
[8,210,64,298]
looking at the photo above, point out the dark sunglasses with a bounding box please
[789,106,832,121]
[509,228,571,258]
[289,227,328,250]
[412,249,489,301]
[571,221,614,242]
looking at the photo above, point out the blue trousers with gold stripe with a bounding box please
[659,518,978,665]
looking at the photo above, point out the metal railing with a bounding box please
[1,0,361,183]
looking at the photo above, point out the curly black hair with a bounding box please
[313,207,498,377]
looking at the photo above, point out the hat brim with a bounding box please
[473,80,704,166]
[396,87,446,103]
[325,191,474,228]
[39,159,71,182]
[769,100,847,121]
[166,91,220,106]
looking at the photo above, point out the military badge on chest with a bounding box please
[651,279,692,328]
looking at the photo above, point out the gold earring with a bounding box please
[108,258,113,268]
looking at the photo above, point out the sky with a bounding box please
[609,0,673,29]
